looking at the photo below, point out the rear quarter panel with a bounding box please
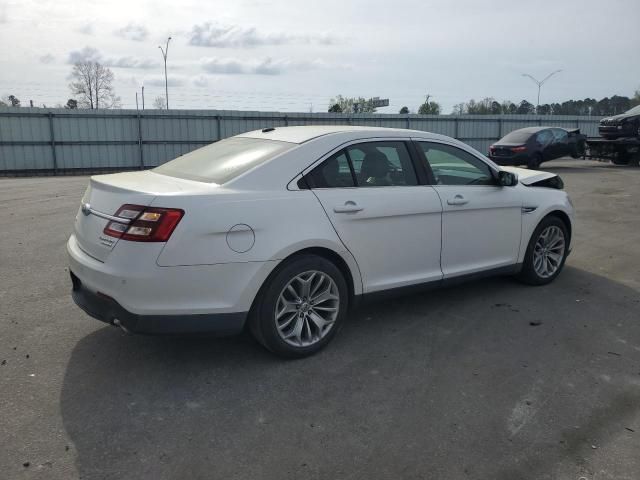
[153,188,363,294]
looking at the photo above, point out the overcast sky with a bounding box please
[0,0,638,113]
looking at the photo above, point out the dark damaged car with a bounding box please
[599,105,640,139]
[489,127,586,169]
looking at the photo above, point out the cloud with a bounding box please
[144,75,185,87]
[68,47,101,64]
[0,0,10,24]
[67,47,160,69]
[105,56,160,69]
[191,75,209,88]
[201,58,247,74]
[115,23,148,42]
[77,23,94,35]
[188,22,339,48]
[201,57,325,75]
[39,53,55,64]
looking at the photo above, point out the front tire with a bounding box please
[518,216,569,285]
[249,254,348,358]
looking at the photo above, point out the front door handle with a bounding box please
[447,194,469,206]
[333,201,364,214]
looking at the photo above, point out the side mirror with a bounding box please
[498,170,518,187]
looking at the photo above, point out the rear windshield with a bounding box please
[500,130,533,143]
[154,137,294,184]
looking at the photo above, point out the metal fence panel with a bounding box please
[0,107,602,174]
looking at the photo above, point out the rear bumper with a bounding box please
[71,271,247,335]
[67,234,275,315]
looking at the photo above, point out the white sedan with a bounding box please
[68,126,574,357]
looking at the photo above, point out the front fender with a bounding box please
[518,189,574,263]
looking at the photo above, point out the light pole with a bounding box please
[158,36,172,110]
[521,70,562,112]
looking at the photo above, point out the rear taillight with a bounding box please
[103,204,184,242]
[511,146,527,153]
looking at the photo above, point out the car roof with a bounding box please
[238,125,448,144]
[508,126,548,134]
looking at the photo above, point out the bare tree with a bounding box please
[152,96,167,109]
[69,62,121,109]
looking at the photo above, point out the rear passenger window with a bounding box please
[536,130,553,145]
[303,141,417,189]
[347,142,417,187]
[552,129,568,142]
[306,151,355,188]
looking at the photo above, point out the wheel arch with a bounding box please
[289,247,358,303]
[545,210,572,244]
[247,245,362,326]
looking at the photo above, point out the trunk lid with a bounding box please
[73,170,209,262]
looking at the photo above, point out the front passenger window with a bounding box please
[418,142,495,186]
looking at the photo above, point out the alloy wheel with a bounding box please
[533,225,566,278]
[274,270,340,347]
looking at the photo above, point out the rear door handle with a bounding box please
[333,201,364,214]
[447,194,469,206]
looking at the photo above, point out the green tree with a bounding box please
[516,100,535,114]
[418,101,440,114]
[4,94,21,107]
[417,94,440,115]
[501,101,517,114]
[632,89,640,107]
[537,104,552,115]
[328,103,343,113]
[327,95,377,114]
[65,99,78,109]
[399,106,409,114]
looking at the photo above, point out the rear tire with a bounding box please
[527,153,542,170]
[517,216,569,285]
[249,254,348,358]
[571,140,586,159]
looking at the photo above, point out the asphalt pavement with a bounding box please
[1,159,639,479]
